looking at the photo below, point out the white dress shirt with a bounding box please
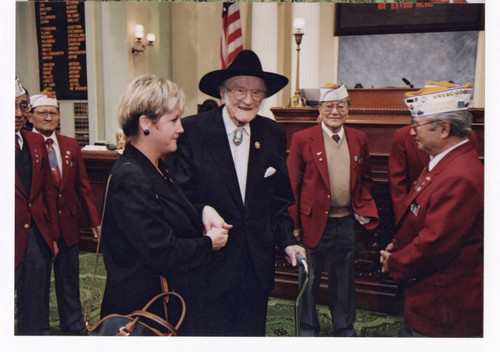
[321,122,345,141]
[222,107,250,203]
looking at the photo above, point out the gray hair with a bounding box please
[427,110,472,138]
[118,74,185,140]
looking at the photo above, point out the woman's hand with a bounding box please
[205,227,229,251]
[202,206,232,251]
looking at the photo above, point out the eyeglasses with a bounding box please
[320,101,348,112]
[15,102,31,113]
[33,110,60,118]
[410,120,439,130]
[224,86,266,101]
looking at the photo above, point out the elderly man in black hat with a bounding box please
[167,50,305,336]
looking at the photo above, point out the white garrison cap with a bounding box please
[30,92,59,109]
[319,84,349,102]
[16,77,26,98]
[404,81,473,117]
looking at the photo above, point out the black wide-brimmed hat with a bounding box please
[199,50,289,99]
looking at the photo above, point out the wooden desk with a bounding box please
[79,150,120,251]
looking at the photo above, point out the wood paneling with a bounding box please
[79,150,119,251]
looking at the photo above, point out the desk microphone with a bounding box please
[402,78,414,88]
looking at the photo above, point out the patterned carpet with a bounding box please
[44,252,402,336]
[266,298,402,337]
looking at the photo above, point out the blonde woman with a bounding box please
[100,74,231,335]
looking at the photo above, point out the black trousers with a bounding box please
[200,244,270,336]
[15,226,52,335]
[299,215,357,337]
[53,238,85,335]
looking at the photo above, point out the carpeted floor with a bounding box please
[43,252,402,336]
[266,297,402,337]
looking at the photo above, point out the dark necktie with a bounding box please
[46,138,61,186]
[332,134,340,143]
[15,134,21,153]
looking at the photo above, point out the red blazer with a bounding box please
[388,126,479,222]
[388,126,430,221]
[388,141,483,337]
[54,134,100,247]
[287,124,379,249]
[15,130,59,268]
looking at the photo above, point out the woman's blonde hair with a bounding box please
[117,74,185,141]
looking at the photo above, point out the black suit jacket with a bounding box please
[167,106,297,295]
[100,144,212,326]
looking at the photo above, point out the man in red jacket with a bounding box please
[29,92,101,335]
[287,84,379,336]
[15,78,59,335]
[380,82,483,337]
[388,118,479,222]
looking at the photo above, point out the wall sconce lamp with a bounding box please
[131,24,156,54]
[288,18,307,108]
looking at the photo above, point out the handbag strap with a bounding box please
[160,276,169,320]
[140,291,186,332]
[84,173,112,328]
[141,291,185,324]
[122,311,177,336]
[116,291,186,336]
[124,311,177,336]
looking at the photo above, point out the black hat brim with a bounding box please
[199,69,289,99]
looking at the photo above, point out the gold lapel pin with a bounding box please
[255,141,261,149]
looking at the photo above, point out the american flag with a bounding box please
[220,3,243,69]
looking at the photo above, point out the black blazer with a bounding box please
[100,144,212,330]
[167,106,297,295]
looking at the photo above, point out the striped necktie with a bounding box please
[15,134,21,153]
[46,138,61,186]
